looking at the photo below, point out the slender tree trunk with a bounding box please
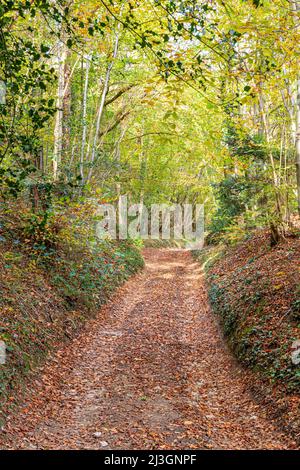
[86,29,120,183]
[138,134,146,205]
[280,81,296,144]
[258,84,285,246]
[290,0,300,214]
[80,54,91,182]
[115,123,127,197]
[295,76,300,214]
[62,49,71,158]
[53,40,67,181]
[258,86,282,218]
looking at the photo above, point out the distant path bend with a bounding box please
[1,249,294,449]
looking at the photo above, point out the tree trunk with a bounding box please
[80,54,91,183]
[290,0,300,214]
[258,85,282,218]
[53,40,67,181]
[296,76,300,214]
[62,50,71,158]
[86,29,120,183]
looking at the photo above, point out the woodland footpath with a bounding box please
[0,0,300,449]
[0,250,297,450]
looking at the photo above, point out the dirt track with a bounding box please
[1,249,294,449]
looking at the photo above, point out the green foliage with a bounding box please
[0,0,300,418]
[50,239,144,310]
[290,298,300,322]
[203,232,300,393]
[207,123,282,244]
[209,176,251,232]
[0,0,71,197]
[0,203,144,409]
[209,281,238,336]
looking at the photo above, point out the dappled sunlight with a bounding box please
[1,0,299,453]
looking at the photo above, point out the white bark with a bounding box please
[290,0,300,214]
[80,54,91,182]
[53,40,67,180]
[87,29,120,183]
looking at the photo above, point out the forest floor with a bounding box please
[0,249,296,450]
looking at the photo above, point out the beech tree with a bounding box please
[1,0,300,241]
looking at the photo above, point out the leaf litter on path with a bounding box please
[0,249,296,449]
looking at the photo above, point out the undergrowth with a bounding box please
[194,231,300,393]
[0,199,144,420]
[193,231,300,439]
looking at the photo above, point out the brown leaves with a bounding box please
[0,249,296,450]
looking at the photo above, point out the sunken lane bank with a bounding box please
[0,236,144,424]
[193,230,300,443]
